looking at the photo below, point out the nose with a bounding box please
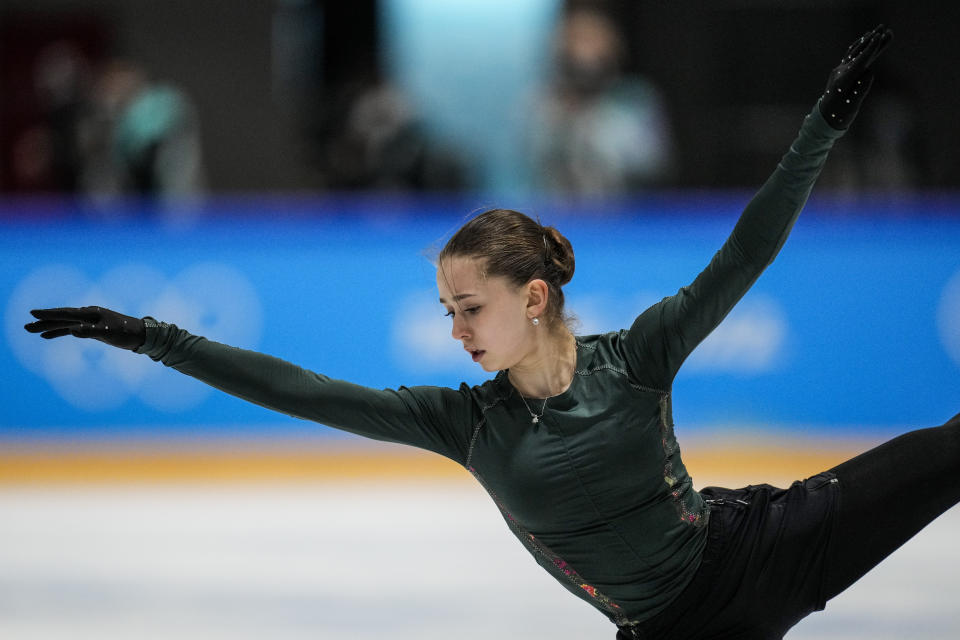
[450,313,470,341]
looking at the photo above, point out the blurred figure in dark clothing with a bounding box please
[8,41,91,193]
[314,77,471,191]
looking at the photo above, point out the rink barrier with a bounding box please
[3,195,959,443]
[0,437,881,488]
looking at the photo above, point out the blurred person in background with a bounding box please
[8,41,92,193]
[313,74,471,191]
[77,58,206,202]
[7,49,205,203]
[526,5,675,195]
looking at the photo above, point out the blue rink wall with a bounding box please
[2,194,959,441]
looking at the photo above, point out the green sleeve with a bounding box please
[136,320,476,464]
[622,105,844,389]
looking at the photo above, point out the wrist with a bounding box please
[818,94,856,131]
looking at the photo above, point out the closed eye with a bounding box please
[444,306,481,318]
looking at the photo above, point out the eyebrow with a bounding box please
[438,293,476,303]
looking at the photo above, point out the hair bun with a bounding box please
[543,225,575,287]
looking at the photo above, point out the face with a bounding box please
[436,256,540,372]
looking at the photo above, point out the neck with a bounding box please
[507,329,577,398]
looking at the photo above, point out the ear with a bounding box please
[525,279,549,319]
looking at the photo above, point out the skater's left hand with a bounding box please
[819,24,893,130]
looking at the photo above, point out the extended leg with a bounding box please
[823,412,960,601]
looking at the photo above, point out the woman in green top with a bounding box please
[26,25,958,640]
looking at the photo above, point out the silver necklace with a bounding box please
[519,394,549,424]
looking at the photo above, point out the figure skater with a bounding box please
[28,25,955,640]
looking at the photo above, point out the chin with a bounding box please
[477,358,499,372]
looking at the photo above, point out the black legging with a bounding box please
[615,412,960,640]
[823,411,960,601]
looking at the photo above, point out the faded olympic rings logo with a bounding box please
[6,263,262,412]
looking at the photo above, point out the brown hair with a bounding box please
[438,209,575,327]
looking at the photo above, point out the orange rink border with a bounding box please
[0,433,888,487]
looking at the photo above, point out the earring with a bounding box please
[532,318,540,326]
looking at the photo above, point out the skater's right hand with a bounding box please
[24,306,146,351]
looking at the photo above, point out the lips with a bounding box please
[465,347,486,362]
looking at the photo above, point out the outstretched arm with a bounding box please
[25,307,476,463]
[621,26,893,390]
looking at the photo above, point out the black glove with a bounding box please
[818,24,893,130]
[25,306,147,351]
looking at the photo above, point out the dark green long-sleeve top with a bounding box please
[137,106,844,627]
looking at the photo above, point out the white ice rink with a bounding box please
[2,481,958,639]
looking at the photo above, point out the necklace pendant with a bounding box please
[531,415,539,424]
